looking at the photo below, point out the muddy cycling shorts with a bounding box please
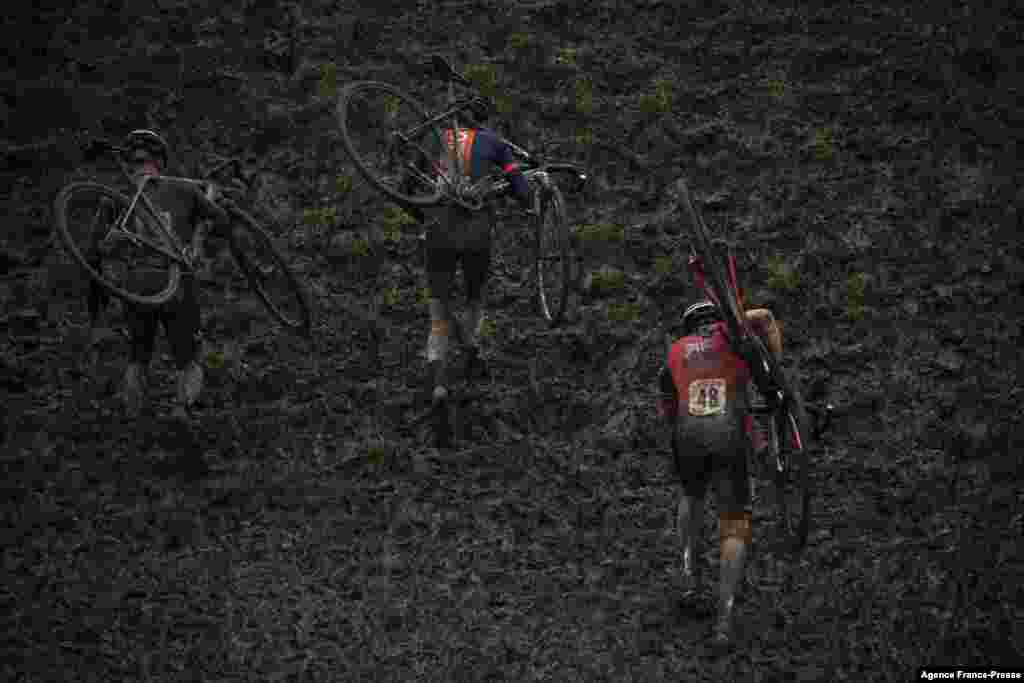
[671,407,752,510]
[424,205,493,303]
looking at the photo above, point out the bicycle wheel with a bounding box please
[534,185,573,326]
[674,178,745,340]
[54,182,182,306]
[226,206,312,335]
[338,81,445,207]
[772,381,812,551]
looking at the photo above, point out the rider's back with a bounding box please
[430,127,528,250]
[665,321,753,451]
[123,181,213,295]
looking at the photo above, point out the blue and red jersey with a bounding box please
[442,127,531,203]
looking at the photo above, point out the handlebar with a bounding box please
[805,402,834,440]
[430,55,472,87]
[81,138,252,192]
[202,156,254,193]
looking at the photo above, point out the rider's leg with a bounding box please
[123,304,158,417]
[427,297,451,396]
[713,446,754,645]
[165,276,204,417]
[678,491,705,588]
[672,432,711,596]
[85,277,109,376]
[461,245,491,378]
[425,244,456,403]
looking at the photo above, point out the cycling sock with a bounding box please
[677,495,704,575]
[720,511,753,551]
[429,359,447,395]
[427,318,449,363]
[718,511,752,622]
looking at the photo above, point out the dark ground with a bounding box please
[2,1,1022,680]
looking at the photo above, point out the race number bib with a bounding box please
[688,378,726,416]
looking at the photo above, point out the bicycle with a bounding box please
[53,141,312,335]
[337,55,588,326]
[670,177,832,551]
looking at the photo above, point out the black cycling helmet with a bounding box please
[682,299,722,335]
[122,129,169,165]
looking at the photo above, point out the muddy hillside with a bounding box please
[2,1,1021,680]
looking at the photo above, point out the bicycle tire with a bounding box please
[773,379,812,551]
[674,178,745,342]
[535,185,573,326]
[54,181,182,306]
[226,206,313,336]
[676,176,814,548]
[338,81,445,207]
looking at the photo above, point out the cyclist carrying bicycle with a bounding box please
[656,270,785,648]
[87,129,229,418]
[417,99,536,447]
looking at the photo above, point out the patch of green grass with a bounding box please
[574,126,594,146]
[381,206,414,242]
[767,78,786,99]
[654,255,676,275]
[766,255,801,292]
[577,223,624,243]
[575,77,595,116]
[335,174,354,195]
[846,272,868,320]
[416,287,431,305]
[639,78,673,115]
[350,237,370,258]
[508,32,531,50]
[479,318,496,339]
[555,47,578,66]
[318,62,337,98]
[608,301,641,322]
[383,286,400,308]
[464,63,498,98]
[590,267,626,294]
[303,207,337,227]
[814,127,835,161]
[205,350,225,369]
[367,442,387,465]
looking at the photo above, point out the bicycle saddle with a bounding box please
[430,55,471,87]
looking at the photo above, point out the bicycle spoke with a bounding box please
[535,187,571,325]
[55,182,181,305]
[339,82,445,206]
[229,208,311,334]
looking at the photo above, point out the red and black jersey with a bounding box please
[660,321,752,418]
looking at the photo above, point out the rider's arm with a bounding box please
[195,185,230,227]
[494,141,532,206]
[656,359,679,419]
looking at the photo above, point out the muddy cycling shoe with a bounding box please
[121,362,148,418]
[463,346,489,381]
[432,386,451,449]
[177,360,205,407]
[711,602,736,651]
[679,567,701,602]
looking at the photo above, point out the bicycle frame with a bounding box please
[106,154,220,273]
[389,94,483,204]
